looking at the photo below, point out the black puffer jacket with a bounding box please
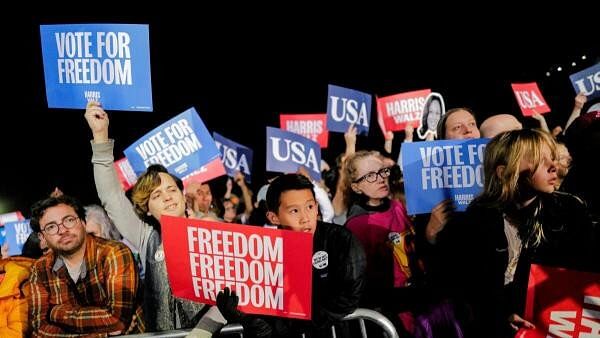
[242,221,367,338]
[311,221,367,329]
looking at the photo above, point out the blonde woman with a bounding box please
[435,129,597,337]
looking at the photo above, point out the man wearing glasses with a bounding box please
[28,195,144,337]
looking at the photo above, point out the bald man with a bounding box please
[479,114,523,138]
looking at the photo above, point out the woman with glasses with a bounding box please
[343,150,420,335]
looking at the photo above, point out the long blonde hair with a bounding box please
[476,129,557,207]
[475,129,557,247]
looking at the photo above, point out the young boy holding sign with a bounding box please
[217,174,367,337]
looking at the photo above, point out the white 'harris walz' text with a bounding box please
[385,97,425,123]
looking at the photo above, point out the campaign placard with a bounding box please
[124,107,223,179]
[0,227,6,246]
[0,211,24,225]
[40,24,152,111]
[280,114,329,148]
[376,89,431,132]
[511,82,550,116]
[401,139,488,214]
[569,63,600,100]
[213,132,253,182]
[181,158,227,186]
[3,219,32,256]
[417,93,446,140]
[516,265,600,338]
[266,127,321,181]
[326,85,372,135]
[161,216,313,319]
[114,157,137,191]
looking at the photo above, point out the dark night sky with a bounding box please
[1,12,598,216]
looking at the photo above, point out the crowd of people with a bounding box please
[0,90,598,338]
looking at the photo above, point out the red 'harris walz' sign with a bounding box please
[161,215,313,319]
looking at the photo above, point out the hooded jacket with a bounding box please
[0,257,35,338]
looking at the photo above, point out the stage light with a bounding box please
[557,66,562,72]
[582,55,587,60]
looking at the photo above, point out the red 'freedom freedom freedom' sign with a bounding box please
[161,215,313,319]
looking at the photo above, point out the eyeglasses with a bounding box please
[41,215,80,235]
[353,167,391,183]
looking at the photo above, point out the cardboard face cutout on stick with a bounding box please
[417,92,445,139]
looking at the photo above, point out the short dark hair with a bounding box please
[30,195,86,233]
[265,174,315,213]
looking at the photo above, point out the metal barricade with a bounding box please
[120,323,244,338]
[119,329,190,337]
[120,309,398,338]
[219,323,245,337]
[336,308,400,338]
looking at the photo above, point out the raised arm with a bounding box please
[404,123,414,143]
[531,112,550,133]
[84,102,151,257]
[313,182,335,223]
[344,124,357,158]
[564,93,587,134]
[234,172,254,219]
[397,123,414,172]
[383,131,394,155]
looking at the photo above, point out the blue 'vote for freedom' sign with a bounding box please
[124,108,222,179]
[40,24,152,111]
[3,220,32,256]
[0,227,5,246]
[401,138,489,215]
